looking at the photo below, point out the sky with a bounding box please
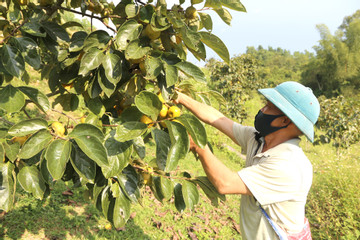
[203,0,360,62]
[92,0,360,65]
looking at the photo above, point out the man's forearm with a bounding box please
[195,145,252,195]
[176,92,225,125]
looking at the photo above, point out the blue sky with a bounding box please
[195,0,360,64]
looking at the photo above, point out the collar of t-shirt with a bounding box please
[254,137,301,158]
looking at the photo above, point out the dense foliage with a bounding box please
[205,54,263,122]
[0,0,246,228]
[301,10,360,97]
[315,95,360,149]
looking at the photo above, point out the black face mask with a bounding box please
[254,110,289,137]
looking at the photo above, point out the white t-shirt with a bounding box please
[233,123,313,240]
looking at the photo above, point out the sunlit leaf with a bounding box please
[0,162,15,211]
[199,31,230,64]
[135,91,162,120]
[177,114,207,148]
[70,142,96,183]
[45,139,71,180]
[151,129,171,170]
[73,135,109,168]
[18,129,53,159]
[116,20,143,50]
[18,165,46,200]
[8,118,48,137]
[115,122,147,142]
[175,61,206,83]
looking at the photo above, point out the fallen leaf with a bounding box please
[62,190,73,196]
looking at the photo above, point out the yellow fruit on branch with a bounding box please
[167,106,181,118]
[19,0,28,5]
[144,24,161,40]
[159,104,168,118]
[80,116,86,123]
[157,92,165,103]
[11,135,30,146]
[140,115,154,128]
[104,223,112,230]
[185,6,198,19]
[52,121,65,137]
[142,172,152,185]
[61,82,74,91]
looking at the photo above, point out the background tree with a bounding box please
[0,0,246,228]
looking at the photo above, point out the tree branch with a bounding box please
[51,109,78,123]
[0,117,14,126]
[57,6,118,33]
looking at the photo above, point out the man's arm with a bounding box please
[175,92,238,143]
[193,143,252,195]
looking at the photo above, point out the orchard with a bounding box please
[0,0,246,229]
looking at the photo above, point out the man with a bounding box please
[174,81,319,239]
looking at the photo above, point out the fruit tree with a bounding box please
[0,0,246,228]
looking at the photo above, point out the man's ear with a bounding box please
[282,116,292,125]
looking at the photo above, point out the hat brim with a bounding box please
[258,88,314,142]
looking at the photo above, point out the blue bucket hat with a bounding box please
[258,81,320,142]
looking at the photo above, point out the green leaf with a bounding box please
[139,5,155,24]
[125,38,151,60]
[69,123,104,142]
[53,94,79,112]
[0,162,15,211]
[143,56,162,80]
[0,85,25,113]
[86,97,105,116]
[18,86,50,112]
[117,166,140,203]
[199,31,230,64]
[13,37,41,70]
[102,53,122,84]
[41,21,70,42]
[198,12,213,31]
[215,8,232,25]
[101,186,113,220]
[221,0,246,11]
[179,27,201,51]
[163,63,178,87]
[151,129,171,170]
[45,139,71,180]
[115,122,147,142]
[113,185,131,229]
[125,3,139,18]
[0,45,25,77]
[3,142,19,163]
[40,157,54,186]
[79,48,105,76]
[175,61,206,83]
[70,142,96,183]
[18,165,46,200]
[116,20,143,50]
[132,136,145,159]
[182,180,199,210]
[69,31,88,52]
[8,119,48,137]
[177,114,207,148]
[135,91,162,120]
[18,129,52,159]
[0,144,4,162]
[204,0,222,9]
[83,30,111,51]
[73,135,108,168]
[153,176,173,201]
[98,67,115,98]
[194,176,225,205]
[191,0,204,4]
[103,136,132,178]
[21,22,46,37]
[164,121,189,172]
[174,183,186,212]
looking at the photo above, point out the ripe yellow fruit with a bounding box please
[157,92,165,103]
[80,116,86,123]
[105,223,112,230]
[167,106,181,118]
[185,6,197,19]
[52,121,65,137]
[61,82,74,91]
[19,0,28,5]
[144,24,161,40]
[12,135,29,146]
[140,115,154,127]
[142,172,152,185]
[159,104,168,118]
